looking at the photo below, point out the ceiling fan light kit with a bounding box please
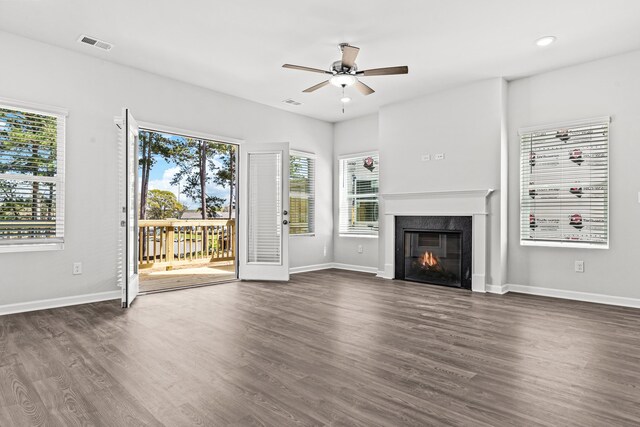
[282,43,409,110]
[330,74,357,87]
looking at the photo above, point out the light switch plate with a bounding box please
[421,154,430,161]
[435,153,445,160]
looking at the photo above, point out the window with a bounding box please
[0,101,66,252]
[289,151,315,235]
[519,117,609,248]
[339,153,379,236]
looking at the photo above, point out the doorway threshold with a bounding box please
[139,278,238,296]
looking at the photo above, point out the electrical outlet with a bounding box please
[357,244,363,254]
[421,154,431,162]
[435,153,445,160]
[323,244,327,257]
[73,262,83,275]
[575,260,584,273]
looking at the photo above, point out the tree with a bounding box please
[212,144,236,219]
[198,195,226,219]
[146,189,186,219]
[0,108,57,228]
[138,131,182,220]
[170,137,221,219]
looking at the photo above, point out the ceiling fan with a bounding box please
[282,43,408,96]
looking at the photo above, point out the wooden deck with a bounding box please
[139,260,236,293]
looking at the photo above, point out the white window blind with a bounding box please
[339,153,379,236]
[0,101,66,251]
[289,152,315,235]
[519,117,609,248]
[247,152,282,263]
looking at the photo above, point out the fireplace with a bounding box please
[395,216,472,289]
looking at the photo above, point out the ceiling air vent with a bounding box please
[282,99,302,106]
[78,35,113,51]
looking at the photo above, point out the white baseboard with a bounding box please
[0,290,121,316]
[290,263,378,275]
[289,263,334,274]
[331,263,378,274]
[472,274,486,293]
[485,283,509,295]
[507,284,640,309]
[376,270,392,279]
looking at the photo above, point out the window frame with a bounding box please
[0,98,67,253]
[518,116,610,249]
[338,151,380,238]
[289,149,316,237]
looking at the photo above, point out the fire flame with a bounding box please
[420,251,439,267]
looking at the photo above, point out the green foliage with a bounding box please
[170,138,235,219]
[146,189,186,219]
[137,130,236,221]
[0,108,57,224]
[289,155,313,234]
[212,144,236,218]
[138,130,185,219]
[198,195,226,218]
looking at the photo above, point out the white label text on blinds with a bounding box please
[519,117,609,248]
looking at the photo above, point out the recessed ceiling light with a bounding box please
[340,97,351,103]
[536,36,556,47]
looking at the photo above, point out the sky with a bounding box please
[143,133,232,210]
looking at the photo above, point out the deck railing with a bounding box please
[138,219,235,268]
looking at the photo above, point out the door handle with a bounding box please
[283,210,288,216]
[282,220,289,225]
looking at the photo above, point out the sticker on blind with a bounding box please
[520,118,609,248]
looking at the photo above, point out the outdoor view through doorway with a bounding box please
[137,128,237,292]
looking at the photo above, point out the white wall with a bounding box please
[332,114,379,270]
[3,29,640,310]
[507,49,640,299]
[378,79,504,284]
[0,31,333,307]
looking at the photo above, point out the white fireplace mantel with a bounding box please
[379,188,494,292]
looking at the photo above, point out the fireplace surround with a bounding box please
[395,216,472,289]
[379,189,494,292]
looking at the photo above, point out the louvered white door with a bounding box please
[117,108,140,307]
[238,142,289,281]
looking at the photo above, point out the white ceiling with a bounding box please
[2,0,640,122]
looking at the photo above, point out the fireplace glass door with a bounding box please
[403,230,462,287]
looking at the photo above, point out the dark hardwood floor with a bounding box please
[1,269,640,426]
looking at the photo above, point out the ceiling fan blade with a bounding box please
[282,64,331,74]
[303,80,330,93]
[354,80,375,96]
[358,66,409,76]
[341,45,360,69]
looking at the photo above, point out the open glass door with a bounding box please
[117,108,140,307]
[238,142,289,281]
